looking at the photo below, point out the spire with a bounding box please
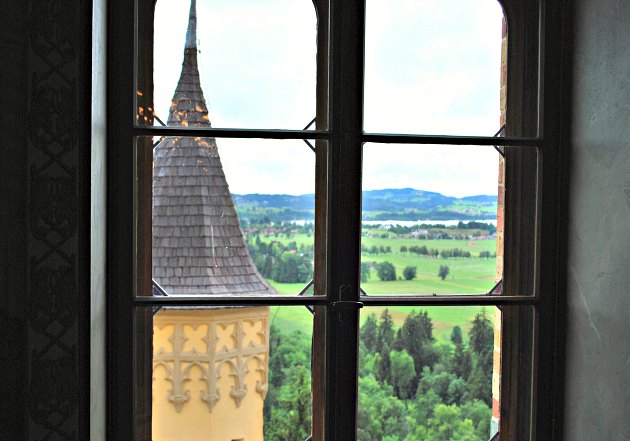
[185,0,197,50]
[167,0,209,127]
[152,1,275,295]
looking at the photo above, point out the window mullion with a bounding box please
[107,0,141,438]
[325,1,365,440]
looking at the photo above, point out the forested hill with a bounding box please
[233,188,497,222]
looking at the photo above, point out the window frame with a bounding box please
[106,0,566,439]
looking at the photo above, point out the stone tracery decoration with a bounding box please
[153,311,269,413]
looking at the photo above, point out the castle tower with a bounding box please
[152,0,274,296]
[151,1,273,439]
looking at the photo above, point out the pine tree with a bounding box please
[469,308,493,357]
[467,308,494,405]
[452,342,472,380]
[361,313,379,353]
[376,309,395,354]
[450,325,463,346]
[450,325,471,380]
[393,310,438,375]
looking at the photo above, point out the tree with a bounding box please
[403,265,417,280]
[469,309,493,357]
[417,368,457,403]
[377,261,397,281]
[376,309,396,353]
[467,309,494,405]
[438,265,450,280]
[407,389,440,427]
[446,377,468,405]
[451,343,472,380]
[271,252,312,283]
[265,365,312,441]
[375,309,396,384]
[449,325,472,380]
[389,349,416,399]
[264,328,313,441]
[461,400,492,439]
[466,365,491,406]
[262,255,273,277]
[357,375,410,441]
[394,310,438,375]
[374,351,391,385]
[361,262,372,282]
[450,325,463,346]
[361,313,379,352]
[422,404,480,441]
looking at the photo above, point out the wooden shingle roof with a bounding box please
[152,0,274,295]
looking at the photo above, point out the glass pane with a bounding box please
[357,305,526,441]
[135,305,314,441]
[361,144,501,295]
[147,0,317,129]
[147,136,317,296]
[364,0,504,136]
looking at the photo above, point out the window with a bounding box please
[108,0,560,440]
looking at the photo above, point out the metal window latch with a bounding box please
[332,285,363,310]
[332,301,364,310]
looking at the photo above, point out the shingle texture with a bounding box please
[152,0,274,295]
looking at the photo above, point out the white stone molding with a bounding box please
[153,307,269,413]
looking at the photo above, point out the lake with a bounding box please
[288,219,497,227]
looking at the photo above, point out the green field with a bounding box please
[261,233,497,295]
[269,303,491,343]
[264,234,498,343]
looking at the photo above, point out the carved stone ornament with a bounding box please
[154,310,269,413]
[229,384,248,408]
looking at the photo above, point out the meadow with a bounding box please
[260,232,499,343]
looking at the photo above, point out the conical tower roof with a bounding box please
[152,0,274,295]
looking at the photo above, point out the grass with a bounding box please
[268,303,492,343]
[259,236,499,342]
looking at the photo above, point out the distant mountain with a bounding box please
[233,193,315,210]
[362,188,455,212]
[232,188,497,222]
[460,194,498,204]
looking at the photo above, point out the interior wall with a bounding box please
[0,2,29,438]
[0,0,92,439]
[564,0,630,439]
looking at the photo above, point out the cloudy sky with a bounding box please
[153,0,504,197]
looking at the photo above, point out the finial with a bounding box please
[185,0,197,50]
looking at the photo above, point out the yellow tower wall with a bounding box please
[152,307,269,441]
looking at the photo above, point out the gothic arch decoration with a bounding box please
[153,310,269,413]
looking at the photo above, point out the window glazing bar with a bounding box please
[133,295,328,306]
[132,126,329,140]
[363,133,542,147]
[361,295,537,306]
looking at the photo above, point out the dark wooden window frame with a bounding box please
[107,0,567,439]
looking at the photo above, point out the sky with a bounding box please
[153,0,504,197]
